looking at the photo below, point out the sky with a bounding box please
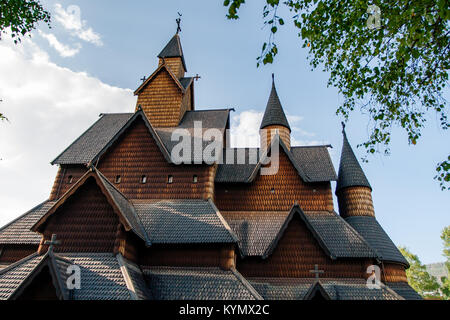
[0,0,448,264]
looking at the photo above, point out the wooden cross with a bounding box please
[194,74,201,81]
[140,76,147,82]
[310,264,324,279]
[44,234,61,253]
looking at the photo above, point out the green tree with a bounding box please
[223,0,450,190]
[0,0,50,122]
[399,246,440,298]
[0,0,50,44]
[440,226,450,299]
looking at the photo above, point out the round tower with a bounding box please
[336,123,374,218]
[260,74,291,150]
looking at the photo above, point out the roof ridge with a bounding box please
[230,267,264,300]
[0,252,40,276]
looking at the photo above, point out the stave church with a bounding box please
[0,28,421,300]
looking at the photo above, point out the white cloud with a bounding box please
[0,37,135,227]
[229,110,320,148]
[54,3,103,46]
[38,30,81,57]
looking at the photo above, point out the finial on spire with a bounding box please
[341,121,346,134]
[176,12,182,34]
[272,73,275,82]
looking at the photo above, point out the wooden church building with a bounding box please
[0,30,421,300]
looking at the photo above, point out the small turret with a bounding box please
[158,33,187,78]
[260,74,291,150]
[336,123,374,218]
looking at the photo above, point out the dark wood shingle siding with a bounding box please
[97,118,213,199]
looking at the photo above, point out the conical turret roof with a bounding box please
[260,75,290,131]
[158,33,187,71]
[336,124,371,192]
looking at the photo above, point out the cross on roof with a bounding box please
[310,264,324,279]
[44,234,61,253]
[140,76,147,82]
[194,74,201,81]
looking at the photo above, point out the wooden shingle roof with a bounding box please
[143,266,261,300]
[222,206,378,260]
[250,278,403,300]
[157,34,187,71]
[0,201,55,245]
[132,199,238,244]
[336,127,371,192]
[260,77,290,131]
[345,216,409,266]
[0,252,149,300]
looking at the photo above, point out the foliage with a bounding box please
[223,0,450,190]
[0,0,50,44]
[440,226,450,299]
[399,246,440,297]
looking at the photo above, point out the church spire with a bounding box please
[260,74,291,150]
[260,74,291,131]
[336,123,371,192]
[336,123,374,218]
[158,33,187,75]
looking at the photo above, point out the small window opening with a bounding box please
[115,175,121,184]
[167,175,173,184]
[67,175,73,184]
[271,188,275,194]
[193,175,198,183]
[141,175,147,184]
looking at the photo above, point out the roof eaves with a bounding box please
[95,169,151,245]
[116,253,139,300]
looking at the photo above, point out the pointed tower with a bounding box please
[157,33,187,78]
[260,74,291,150]
[336,124,374,218]
[134,33,194,127]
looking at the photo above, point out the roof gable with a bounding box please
[263,205,377,260]
[31,169,149,245]
[134,63,186,95]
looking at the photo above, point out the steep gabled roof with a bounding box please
[336,126,371,192]
[263,206,378,260]
[1,252,149,300]
[52,113,133,165]
[222,205,378,260]
[51,109,232,166]
[260,76,290,130]
[345,216,409,266]
[0,201,55,244]
[132,199,238,245]
[143,266,262,300]
[134,63,186,95]
[250,278,402,300]
[31,169,149,245]
[215,143,337,183]
[157,33,187,71]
